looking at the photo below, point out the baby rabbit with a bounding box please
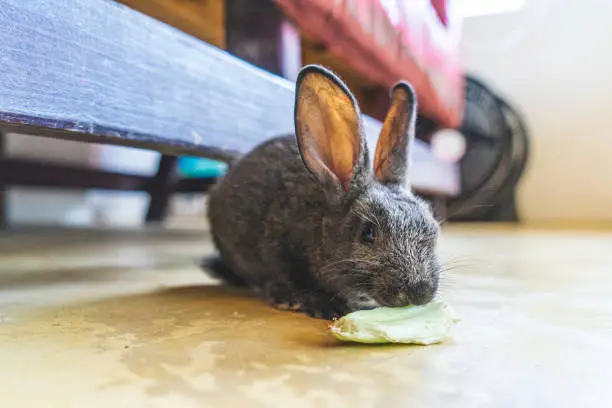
[207,65,442,319]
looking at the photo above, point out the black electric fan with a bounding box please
[447,75,530,221]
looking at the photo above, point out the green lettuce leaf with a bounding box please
[329,299,460,345]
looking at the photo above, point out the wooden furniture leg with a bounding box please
[145,155,179,223]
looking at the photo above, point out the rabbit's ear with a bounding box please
[374,81,417,186]
[294,65,368,202]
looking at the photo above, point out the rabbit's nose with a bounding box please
[406,281,436,305]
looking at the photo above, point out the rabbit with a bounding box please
[206,65,442,319]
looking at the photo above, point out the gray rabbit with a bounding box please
[207,65,442,319]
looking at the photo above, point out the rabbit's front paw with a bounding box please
[264,281,304,312]
[302,294,349,320]
[272,299,303,312]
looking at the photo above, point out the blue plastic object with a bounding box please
[178,157,228,179]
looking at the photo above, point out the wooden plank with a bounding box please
[0,158,151,191]
[118,0,225,49]
[0,158,215,193]
[0,0,459,195]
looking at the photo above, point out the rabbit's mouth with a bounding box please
[376,292,413,308]
[350,293,381,310]
[374,282,437,307]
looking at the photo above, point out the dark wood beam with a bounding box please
[0,158,215,193]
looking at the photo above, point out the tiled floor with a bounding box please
[0,224,611,407]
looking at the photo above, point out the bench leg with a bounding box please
[145,154,178,223]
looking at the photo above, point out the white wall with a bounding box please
[461,0,612,222]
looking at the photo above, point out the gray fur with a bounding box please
[207,65,441,319]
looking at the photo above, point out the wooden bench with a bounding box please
[0,0,459,226]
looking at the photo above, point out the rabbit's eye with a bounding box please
[361,224,376,244]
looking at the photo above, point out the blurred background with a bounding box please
[1,0,610,227]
